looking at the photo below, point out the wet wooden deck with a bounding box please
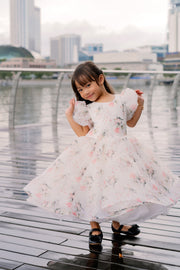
[0,84,180,269]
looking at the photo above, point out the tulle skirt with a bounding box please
[24,135,180,223]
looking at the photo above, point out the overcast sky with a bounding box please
[0,0,169,56]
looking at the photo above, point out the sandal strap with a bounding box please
[112,223,139,234]
[119,225,124,231]
[89,228,103,244]
[90,228,102,234]
[111,224,123,233]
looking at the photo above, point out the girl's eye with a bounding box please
[87,83,91,87]
[78,89,83,92]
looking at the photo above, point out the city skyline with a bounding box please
[0,0,169,56]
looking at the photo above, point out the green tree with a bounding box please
[0,71,13,79]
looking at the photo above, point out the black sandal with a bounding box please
[89,228,103,245]
[111,224,140,237]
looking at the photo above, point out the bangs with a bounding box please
[75,75,95,87]
[73,72,95,88]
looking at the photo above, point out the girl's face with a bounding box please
[75,75,104,102]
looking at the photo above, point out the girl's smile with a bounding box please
[86,93,94,100]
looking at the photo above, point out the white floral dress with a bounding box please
[24,88,180,224]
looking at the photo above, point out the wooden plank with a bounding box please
[13,265,47,270]
[0,198,32,206]
[0,226,66,244]
[0,207,59,219]
[142,218,180,227]
[0,235,87,256]
[1,212,90,230]
[134,223,180,233]
[164,267,180,270]
[138,232,180,244]
[123,245,180,267]
[0,217,84,235]
[150,215,180,223]
[136,228,180,239]
[168,208,180,215]
[1,211,61,224]
[0,241,45,256]
[123,236,180,252]
[0,250,49,267]
[0,258,22,270]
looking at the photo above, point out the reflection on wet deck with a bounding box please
[0,81,180,269]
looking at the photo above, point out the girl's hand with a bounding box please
[136,89,143,96]
[135,89,144,107]
[65,98,75,117]
[137,95,144,106]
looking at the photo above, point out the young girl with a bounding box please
[24,61,180,246]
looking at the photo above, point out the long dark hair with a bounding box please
[71,61,114,104]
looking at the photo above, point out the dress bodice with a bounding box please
[87,95,127,138]
[73,88,138,139]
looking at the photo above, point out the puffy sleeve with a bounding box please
[73,101,93,128]
[121,88,138,121]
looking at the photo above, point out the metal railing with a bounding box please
[0,67,179,129]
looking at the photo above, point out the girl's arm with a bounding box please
[127,91,144,128]
[66,98,90,137]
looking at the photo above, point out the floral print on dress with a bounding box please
[24,88,180,224]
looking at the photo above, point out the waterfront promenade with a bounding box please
[0,80,180,269]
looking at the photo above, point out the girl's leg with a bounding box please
[89,221,103,245]
[90,221,101,234]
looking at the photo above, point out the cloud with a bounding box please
[41,21,166,56]
[41,20,104,55]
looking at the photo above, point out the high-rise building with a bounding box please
[78,43,103,62]
[168,0,180,52]
[138,45,168,61]
[50,34,81,67]
[82,43,103,56]
[10,0,41,53]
